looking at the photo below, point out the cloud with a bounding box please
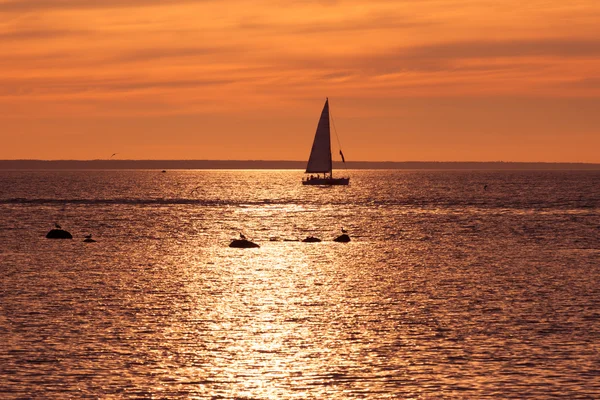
[237,13,432,35]
[113,46,236,63]
[400,38,600,60]
[0,41,239,70]
[555,77,600,89]
[330,37,600,74]
[0,28,88,41]
[0,0,206,12]
[0,76,235,97]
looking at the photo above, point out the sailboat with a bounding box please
[302,98,350,185]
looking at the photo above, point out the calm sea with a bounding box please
[1,170,599,399]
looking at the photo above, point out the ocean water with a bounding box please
[0,169,599,399]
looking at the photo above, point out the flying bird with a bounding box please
[110,153,118,158]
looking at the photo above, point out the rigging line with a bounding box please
[329,101,343,152]
[328,100,347,172]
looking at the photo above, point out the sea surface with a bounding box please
[1,169,599,399]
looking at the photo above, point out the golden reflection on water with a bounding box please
[162,230,428,398]
[160,220,397,398]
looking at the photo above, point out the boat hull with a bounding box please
[302,177,349,186]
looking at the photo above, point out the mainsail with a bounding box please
[305,99,332,174]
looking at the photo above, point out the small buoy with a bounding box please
[83,234,96,243]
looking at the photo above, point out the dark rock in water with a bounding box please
[333,234,351,243]
[83,238,96,243]
[229,239,260,248]
[302,236,322,243]
[46,229,73,239]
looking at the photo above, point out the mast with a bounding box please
[305,98,332,174]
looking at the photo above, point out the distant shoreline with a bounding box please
[1,160,599,170]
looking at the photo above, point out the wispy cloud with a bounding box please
[237,12,433,34]
[0,76,235,97]
[555,77,600,89]
[337,38,600,76]
[113,46,237,63]
[0,0,207,12]
[267,37,600,74]
[400,38,600,60]
[0,28,88,41]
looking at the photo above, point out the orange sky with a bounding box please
[1,0,599,162]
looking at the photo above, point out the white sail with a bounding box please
[305,99,332,174]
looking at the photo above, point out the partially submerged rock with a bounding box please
[46,229,73,239]
[302,236,322,243]
[229,239,260,248]
[333,234,351,243]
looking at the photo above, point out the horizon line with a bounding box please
[1,159,599,171]
[1,159,599,164]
